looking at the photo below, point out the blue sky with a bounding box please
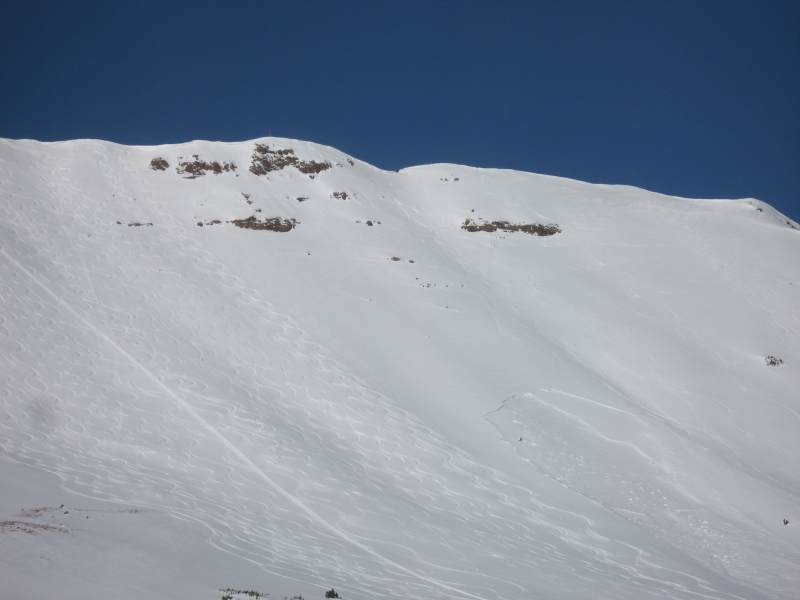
[2,1,798,221]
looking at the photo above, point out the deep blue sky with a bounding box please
[2,1,798,220]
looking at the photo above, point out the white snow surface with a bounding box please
[0,137,798,600]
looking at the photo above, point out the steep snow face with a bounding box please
[0,137,798,600]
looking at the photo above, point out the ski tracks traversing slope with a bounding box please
[1,242,495,600]
[1,138,798,600]
[485,390,798,598]
[0,235,698,600]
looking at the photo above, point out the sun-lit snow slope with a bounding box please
[1,137,798,600]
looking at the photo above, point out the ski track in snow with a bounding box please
[1,138,798,600]
[0,247,493,600]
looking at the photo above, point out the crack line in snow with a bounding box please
[0,247,486,600]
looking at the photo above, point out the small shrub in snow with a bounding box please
[461,219,561,236]
[296,159,332,174]
[249,144,331,176]
[220,589,269,600]
[0,520,69,534]
[325,589,339,599]
[176,155,236,179]
[148,157,169,171]
[765,356,783,366]
[230,216,298,232]
[250,145,297,174]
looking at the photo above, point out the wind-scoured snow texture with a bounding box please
[0,137,798,600]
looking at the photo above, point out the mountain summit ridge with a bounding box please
[1,137,798,600]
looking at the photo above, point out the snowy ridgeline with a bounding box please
[0,137,798,600]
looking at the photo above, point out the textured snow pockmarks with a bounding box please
[249,144,331,176]
[486,392,674,513]
[230,216,298,232]
[461,219,560,236]
[484,391,796,586]
[176,155,237,179]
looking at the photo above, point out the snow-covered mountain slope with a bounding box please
[0,137,798,600]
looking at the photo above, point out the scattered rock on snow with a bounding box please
[176,156,237,179]
[249,144,331,176]
[148,157,169,171]
[461,219,561,236]
[230,216,298,232]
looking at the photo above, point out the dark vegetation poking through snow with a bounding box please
[219,589,275,600]
[230,216,298,232]
[148,158,169,171]
[296,159,333,175]
[461,219,561,236]
[765,356,784,366]
[176,156,237,179]
[249,145,296,174]
[1,521,69,535]
[249,144,331,176]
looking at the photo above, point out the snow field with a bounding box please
[0,137,798,599]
